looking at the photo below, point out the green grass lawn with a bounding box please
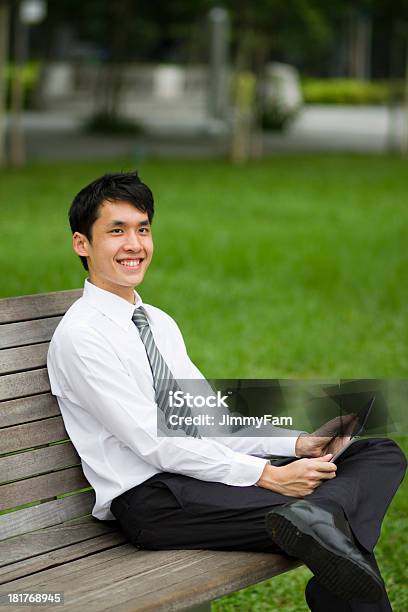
[1,155,407,610]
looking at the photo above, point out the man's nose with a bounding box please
[123,232,143,250]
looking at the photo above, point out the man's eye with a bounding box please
[139,227,150,233]
[110,229,123,234]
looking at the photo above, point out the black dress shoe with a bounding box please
[265,500,384,603]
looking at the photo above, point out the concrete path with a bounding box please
[5,105,407,161]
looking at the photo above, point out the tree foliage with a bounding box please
[34,0,408,77]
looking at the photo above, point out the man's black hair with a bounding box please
[69,171,154,271]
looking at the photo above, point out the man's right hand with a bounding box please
[256,454,337,497]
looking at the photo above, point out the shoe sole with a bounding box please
[265,511,383,603]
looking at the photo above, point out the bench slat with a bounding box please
[0,491,95,541]
[1,441,80,484]
[0,318,61,350]
[0,369,50,401]
[0,531,126,585]
[0,290,82,324]
[0,465,90,511]
[0,344,49,375]
[0,546,300,612]
[0,393,59,428]
[0,515,117,567]
[0,416,67,454]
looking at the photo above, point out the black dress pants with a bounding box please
[110,438,406,611]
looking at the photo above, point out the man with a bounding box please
[47,171,406,611]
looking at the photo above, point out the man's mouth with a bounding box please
[117,258,143,268]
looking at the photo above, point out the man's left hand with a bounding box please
[295,414,358,458]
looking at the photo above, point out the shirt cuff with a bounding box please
[224,453,268,487]
[263,432,307,458]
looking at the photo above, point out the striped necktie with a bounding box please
[132,306,200,438]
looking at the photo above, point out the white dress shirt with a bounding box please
[47,280,300,520]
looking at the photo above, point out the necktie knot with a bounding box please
[132,306,149,330]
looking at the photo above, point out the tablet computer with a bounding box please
[330,395,375,463]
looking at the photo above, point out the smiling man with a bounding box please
[71,189,153,300]
[47,171,406,612]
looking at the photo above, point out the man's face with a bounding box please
[73,200,153,302]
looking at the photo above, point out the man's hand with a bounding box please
[295,414,358,458]
[256,455,337,497]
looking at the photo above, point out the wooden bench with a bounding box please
[0,289,300,611]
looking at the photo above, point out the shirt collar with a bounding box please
[82,279,144,331]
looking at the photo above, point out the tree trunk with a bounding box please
[94,0,133,120]
[229,2,271,163]
[387,21,403,154]
[230,70,256,162]
[9,1,28,167]
[230,24,257,163]
[349,10,372,80]
[0,0,9,166]
[402,27,408,156]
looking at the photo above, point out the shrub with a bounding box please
[5,62,40,109]
[83,112,143,135]
[261,104,298,131]
[302,79,404,105]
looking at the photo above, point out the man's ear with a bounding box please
[72,232,90,257]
